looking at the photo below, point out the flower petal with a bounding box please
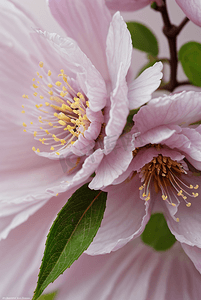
[134,91,201,133]
[176,0,201,27]
[104,12,132,152]
[36,30,107,112]
[86,177,152,255]
[47,240,201,300]
[48,0,111,81]
[0,190,76,297]
[182,243,201,274]
[165,174,201,248]
[89,134,134,189]
[128,62,163,109]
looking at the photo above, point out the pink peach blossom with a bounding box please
[0,0,163,296]
[0,0,163,244]
[87,91,201,259]
[176,0,201,27]
[51,239,201,300]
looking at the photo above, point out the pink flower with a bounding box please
[48,239,201,300]
[105,0,162,11]
[176,0,201,27]
[2,196,201,299]
[87,91,201,257]
[0,0,162,242]
[0,0,162,295]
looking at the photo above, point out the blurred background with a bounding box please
[17,0,201,81]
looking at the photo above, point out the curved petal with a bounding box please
[134,91,201,133]
[163,128,201,166]
[176,0,201,27]
[0,3,79,239]
[182,243,201,274]
[36,30,107,112]
[128,62,163,109]
[86,177,152,255]
[134,125,181,148]
[47,240,201,300]
[104,12,132,152]
[0,189,76,297]
[90,134,134,189]
[48,0,111,81]
[165,173,201,248]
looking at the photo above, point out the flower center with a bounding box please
[139,154,199,217]
[22,62,90,155]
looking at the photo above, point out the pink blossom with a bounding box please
[87,91,201,258]
[50,239,201,300]
[0,0,162,243]
[176,0,201,27]
[105,0,162,11]
[2,213,201,299]
[0,0,163,295]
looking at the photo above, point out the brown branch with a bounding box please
[152,2,190,92]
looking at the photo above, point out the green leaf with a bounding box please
[38,291,57,300]
[127,22,159,56]
[33,184,107,300]
[178,41,201,86]
[141,213,176,251]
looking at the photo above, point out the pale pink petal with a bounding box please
[105,0,163,11]
[106,12,132,89]
[182,243,201,274]
[128,62,163,109]
[134,125,181,148]
[132,147,184,172]
[89,134,134,189]
[134,91,201,133]
[0,7,78,238]
[47,149,104,195]
[86,177,152,255]
[176,0,201,27]
[165,173,201,248]
[104,12,132,152]
[48,0,111,81]
[0,190,76,297]
[47,240,201,300]
[163,127,201,166]
[36,30,107,112]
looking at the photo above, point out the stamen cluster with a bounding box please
[139,154,199,218]
[22,62,91,156]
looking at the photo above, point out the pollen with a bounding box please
[22,66,94,159]
[139,153,199,211]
